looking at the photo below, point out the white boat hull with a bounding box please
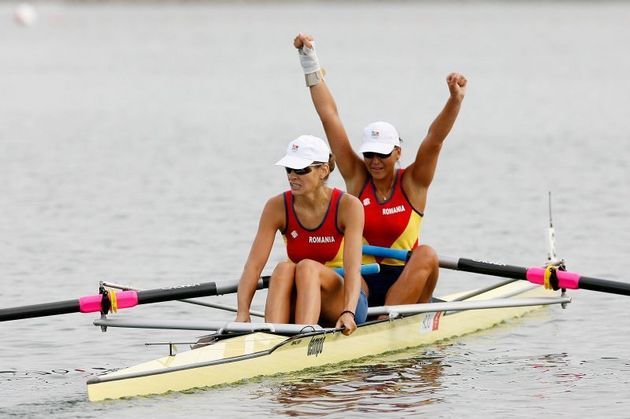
[87,282,558,401]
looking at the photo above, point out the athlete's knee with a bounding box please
[271,262,296,287]
[295,259,321,283]
[410,245,439,269]
[273,261,296,277]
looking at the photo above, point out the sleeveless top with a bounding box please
[359,169,423,266]
[282,188,345,268]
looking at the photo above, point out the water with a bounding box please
[1,1,629,417]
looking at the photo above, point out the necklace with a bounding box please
[375,179,395,201]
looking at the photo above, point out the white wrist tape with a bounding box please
[298,44,321,75]
[305,70,324,87]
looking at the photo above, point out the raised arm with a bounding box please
[294,34,367,194]
[336,193,364,335]
[236,195,284,322]
[404,73,467,206]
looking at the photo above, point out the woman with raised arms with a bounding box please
[236,135,367,335]
[293,33,467,311]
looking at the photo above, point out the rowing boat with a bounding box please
[85,280,562,401]
[3,240,628,402]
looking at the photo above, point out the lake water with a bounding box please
[1,1,629,417]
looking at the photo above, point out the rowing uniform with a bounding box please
[359,169,424,307]
[282,188,368,323]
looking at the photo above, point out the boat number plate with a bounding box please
[307,335,325,357]
[419,311,442,334]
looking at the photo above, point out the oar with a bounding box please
[102,260,381,318]
[363,245,630,297]
[102,281,267,318]
[0,280,251,323]
[0,263,380,322]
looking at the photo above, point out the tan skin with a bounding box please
[294,34,467,309]
[236,162,365,335]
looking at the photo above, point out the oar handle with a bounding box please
[333,263,380,277]
[362,245,410,262]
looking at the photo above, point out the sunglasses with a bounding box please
[362,151,394,159]
[285,164,323,176]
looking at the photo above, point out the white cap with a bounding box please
[359,121,400,154]
[275,135,330,169]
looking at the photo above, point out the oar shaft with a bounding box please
[362,244,630,297]
[363,245,530,279]
[579,276,630,296]
[460,260,630,296]
[102,280,268,318]
[135,283,218,305]
[0,299,80,322]
[1,281,229,322]
[457,258,528,280]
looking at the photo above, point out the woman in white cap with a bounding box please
[236,135,367,335]
[293,33,467,311]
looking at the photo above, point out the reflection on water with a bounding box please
[481,351,587,393]
[260,350,446,416]
[0,367,109,388]
[252,341,610,416]
[527,353,586,388]
[442,344,595,408]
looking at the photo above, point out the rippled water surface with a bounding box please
[1,1,629,417]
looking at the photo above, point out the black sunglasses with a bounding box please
[285,164,323,176]
[362,151,394,159]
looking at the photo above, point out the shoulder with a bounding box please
[346,170,370,197]
[338,192,363,215]
[400,164,422,188]
[338,193,363,233]
[267,192,286,206]
[256,193,289,232]
[261,193,287,217]
[399,166,428,210]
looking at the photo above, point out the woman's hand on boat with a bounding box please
[447,73,467,102]
[336,312,357,336]
[294,32,314,49]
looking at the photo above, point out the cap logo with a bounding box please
[370,129,380,139]
[291,144,300,152]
